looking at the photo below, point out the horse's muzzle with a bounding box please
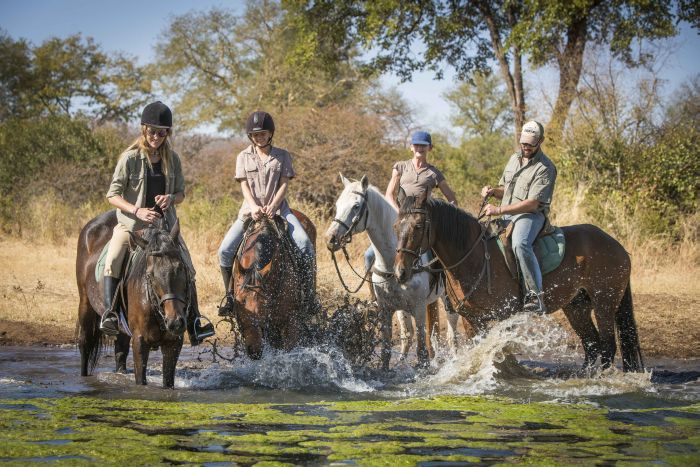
[324,231,343,252]
[165,316,186,335]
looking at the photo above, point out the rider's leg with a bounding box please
[176,239,215,345]
[217,219,246,316]
[511,212,546,313]
[100,224,130,335]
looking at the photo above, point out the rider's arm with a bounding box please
[240,180,260,209]
[267,176,289,214]
[384,168,400,212]
[497,198,539,216]
[481,185,505,199]
[438,180,458,206]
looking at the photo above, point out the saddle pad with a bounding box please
[95,242,110,282]
[496,227,565,276]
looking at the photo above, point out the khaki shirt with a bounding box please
[498,149,557,215]
[393,160,445,200]
[106,148,185,231]
[235,145,295,220]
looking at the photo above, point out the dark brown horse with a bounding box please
[76,211,191,387]
[229,210,317,358]
[394,195,644,372]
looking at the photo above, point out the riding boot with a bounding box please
[523,290,547,314]
[186,283,215,346]
[218,266,235,317]
[99,276,120,336]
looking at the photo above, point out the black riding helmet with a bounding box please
[141,101,173,128]
[246,111,275,147]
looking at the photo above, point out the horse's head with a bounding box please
[394,193,432,284]
[325,173,370,252]
[131,219,189,336]
[234,216,287,358]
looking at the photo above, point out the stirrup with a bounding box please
[194,316,215,340]
[100,311,120,336]
[522,292,547,314]
[217,294,235,317]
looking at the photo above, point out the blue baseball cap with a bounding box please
[411,131,432,146]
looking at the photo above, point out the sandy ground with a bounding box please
[1,238,698,358]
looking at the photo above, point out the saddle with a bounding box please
[491,216,565,282]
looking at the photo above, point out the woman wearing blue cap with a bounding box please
[364,130,457,271]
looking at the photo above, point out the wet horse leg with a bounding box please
[443,305,460,355]
[592,286,625,370]
[161,339,183,389]
[380,307,393,370]
[396,310,414,361]
[114,334,130,374]
[426,301,439,359]
[561,291,600,370]
[132,335,150,385]
[78,294,98,377]
[413,304,429,366]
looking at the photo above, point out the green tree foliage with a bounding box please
[284,0,684,144]
[0,31,150,123]
[155,1,366,132]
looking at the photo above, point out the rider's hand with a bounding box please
[263,204,277,218]
[483,203,502,217]
[135,207,161,223]
[251,205,264,221]
[481,185,493,198]
[154,194,173,210]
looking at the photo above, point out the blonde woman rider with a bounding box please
[100,101,215,344]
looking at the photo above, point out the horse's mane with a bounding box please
[399,196,478,244]
[130,227,181,277]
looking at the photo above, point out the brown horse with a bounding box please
[229,210,317,358]
[76,211,191,387]
[394,195,644,372]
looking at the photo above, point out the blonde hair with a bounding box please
[122,125,174,176]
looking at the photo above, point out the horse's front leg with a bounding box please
[396,310,413,361]
[161,337,183,389]
[426,301,440,360]
[443,306,460,355]
[380,308,393,370]
[413,305,429,367]
[132,335,150,385]
[115,334,130,374]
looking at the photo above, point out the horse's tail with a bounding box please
[615,282,644,372]
[75,313,105,375]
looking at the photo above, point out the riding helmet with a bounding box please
[141,101,173,128]
[245,111,275,134]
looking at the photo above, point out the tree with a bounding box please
[443,71,512,139]
[284,0,684,144]
[155,1,366,132]
[0,31,150,122]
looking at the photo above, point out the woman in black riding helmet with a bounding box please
[100,101,215,344]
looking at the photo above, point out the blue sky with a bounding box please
[2,0,698,136]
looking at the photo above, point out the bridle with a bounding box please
[145,248,191,331]
[396,201,493,310]
[329,189,392,293]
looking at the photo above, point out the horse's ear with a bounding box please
[169,217,180,240]
[340,172,351,187]
[360,174,368,190]
[130,231,149,250]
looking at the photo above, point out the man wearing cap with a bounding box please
[481,121,557,314]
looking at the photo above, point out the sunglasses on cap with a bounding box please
[146,127,169,138]
[520,142,536,148]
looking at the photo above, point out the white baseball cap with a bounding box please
[520,121,544,145]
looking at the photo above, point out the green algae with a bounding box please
[0,396,697,465]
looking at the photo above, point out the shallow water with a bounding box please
[1,313,698,464]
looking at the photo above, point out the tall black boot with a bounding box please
[217,266,235,317]
[186,283,215,346]
[100,276,120,336]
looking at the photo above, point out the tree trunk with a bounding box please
[547,16,587,145]
[480,2,525,149]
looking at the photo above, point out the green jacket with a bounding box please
[106,148,185,231]
[498,149,557,216]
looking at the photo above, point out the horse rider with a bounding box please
[481,120,557,314]
[100,101,215,344]
[364,130,458,273]
[218,110,315,315]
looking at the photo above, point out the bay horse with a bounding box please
[325,174,460,369]
[394,195,644,372]
[76,210,191,388]
[229,211,317,358]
